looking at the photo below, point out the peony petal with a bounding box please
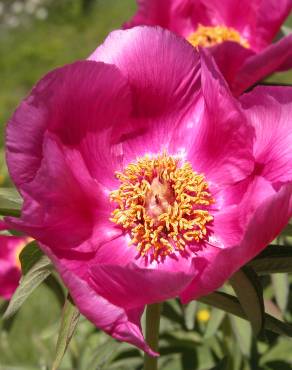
[0,234,28,300]
[209,41,253,92]
[254,0,292,50]
[181,177,292,302]
[40,243,156,356]
[232,35,292,96]
[6,137,118,253]
[89,234,206,309]
[89,27,200,121]
[124,0,212,37]
[0,220,8,231]
[6,61,132,189]
[185,49,254,187]
[89,26,204,164]
[240,86,292,184]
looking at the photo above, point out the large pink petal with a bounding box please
[89,26,204,165]
[6,137,118,253]
[90,235,206,310]
[209,42,253,91]
[40,244,156,356]
[254,0,292,50]
[6,61,132,190]
[240,86,292,184]
[181,177,292,302]
[0,220,8,231]
[185,50,254,187]
[232,35,292,96]
[89,27,200,120]
[124,0,212,37]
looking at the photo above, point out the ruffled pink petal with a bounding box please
[232,35,292,96]
[124,0,212,37]
[209,42,253,91]
[6,61,132,190]
[124,0,262,42]
[240,86,292,184]
[90,235,206,309]
[40,243,156,356]
[181,177,292,302]
[184,49,254,187]
[89,27,200,120]
[89,27,205,165]
[253,0,292,50]
[0,220,8,231]
[6,136,118,253]
[0,234,28,300]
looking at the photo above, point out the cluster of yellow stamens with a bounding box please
[187,24,250,49]
[110,153,214,260]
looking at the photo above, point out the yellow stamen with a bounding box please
[187,24,249,48]
[110,152,214,260]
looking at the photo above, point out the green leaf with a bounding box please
[229,267,264,335]
[229,315,252,356]
[0,187,22,217]
[271,274,289,313]
[19,241,44,275]
[248,245,292,274]
[161,330,201,350]
[3,255,52,319]
[204,308,225,339]
[52,296,80,370]
[162,299,184,326]
[198,291,292,337]
[184,301,197,330]
[206,357,228,370]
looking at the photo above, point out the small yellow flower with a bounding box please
[197,309,210,323]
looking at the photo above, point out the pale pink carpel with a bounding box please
[5,27,292,354]
[124,0,292,95]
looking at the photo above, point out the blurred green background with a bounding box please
[1,1,292,369]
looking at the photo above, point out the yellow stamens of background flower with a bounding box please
[187,24,249,48]
[197,309,211,323]
[110,152,214,260]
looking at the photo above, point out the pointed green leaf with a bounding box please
[206,357,228,370]
[198,291,292,337]
[229,267,264,335]
[52,296,80,370]
[0,187,22,217]
[248,245,292,274]
[19,241,44,275]
[229,315,252,356]
[184,301,197,330]
[204,308,225,339]
[3,255,52,319]
[271,274,289,313]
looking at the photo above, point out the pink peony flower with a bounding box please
[5,27,292,354]
[0,221,29,300]
[124,0,292,95]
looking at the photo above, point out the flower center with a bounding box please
[187,24,249,48]
[110,152,214,261]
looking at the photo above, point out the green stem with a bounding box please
[144,303,162,370]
